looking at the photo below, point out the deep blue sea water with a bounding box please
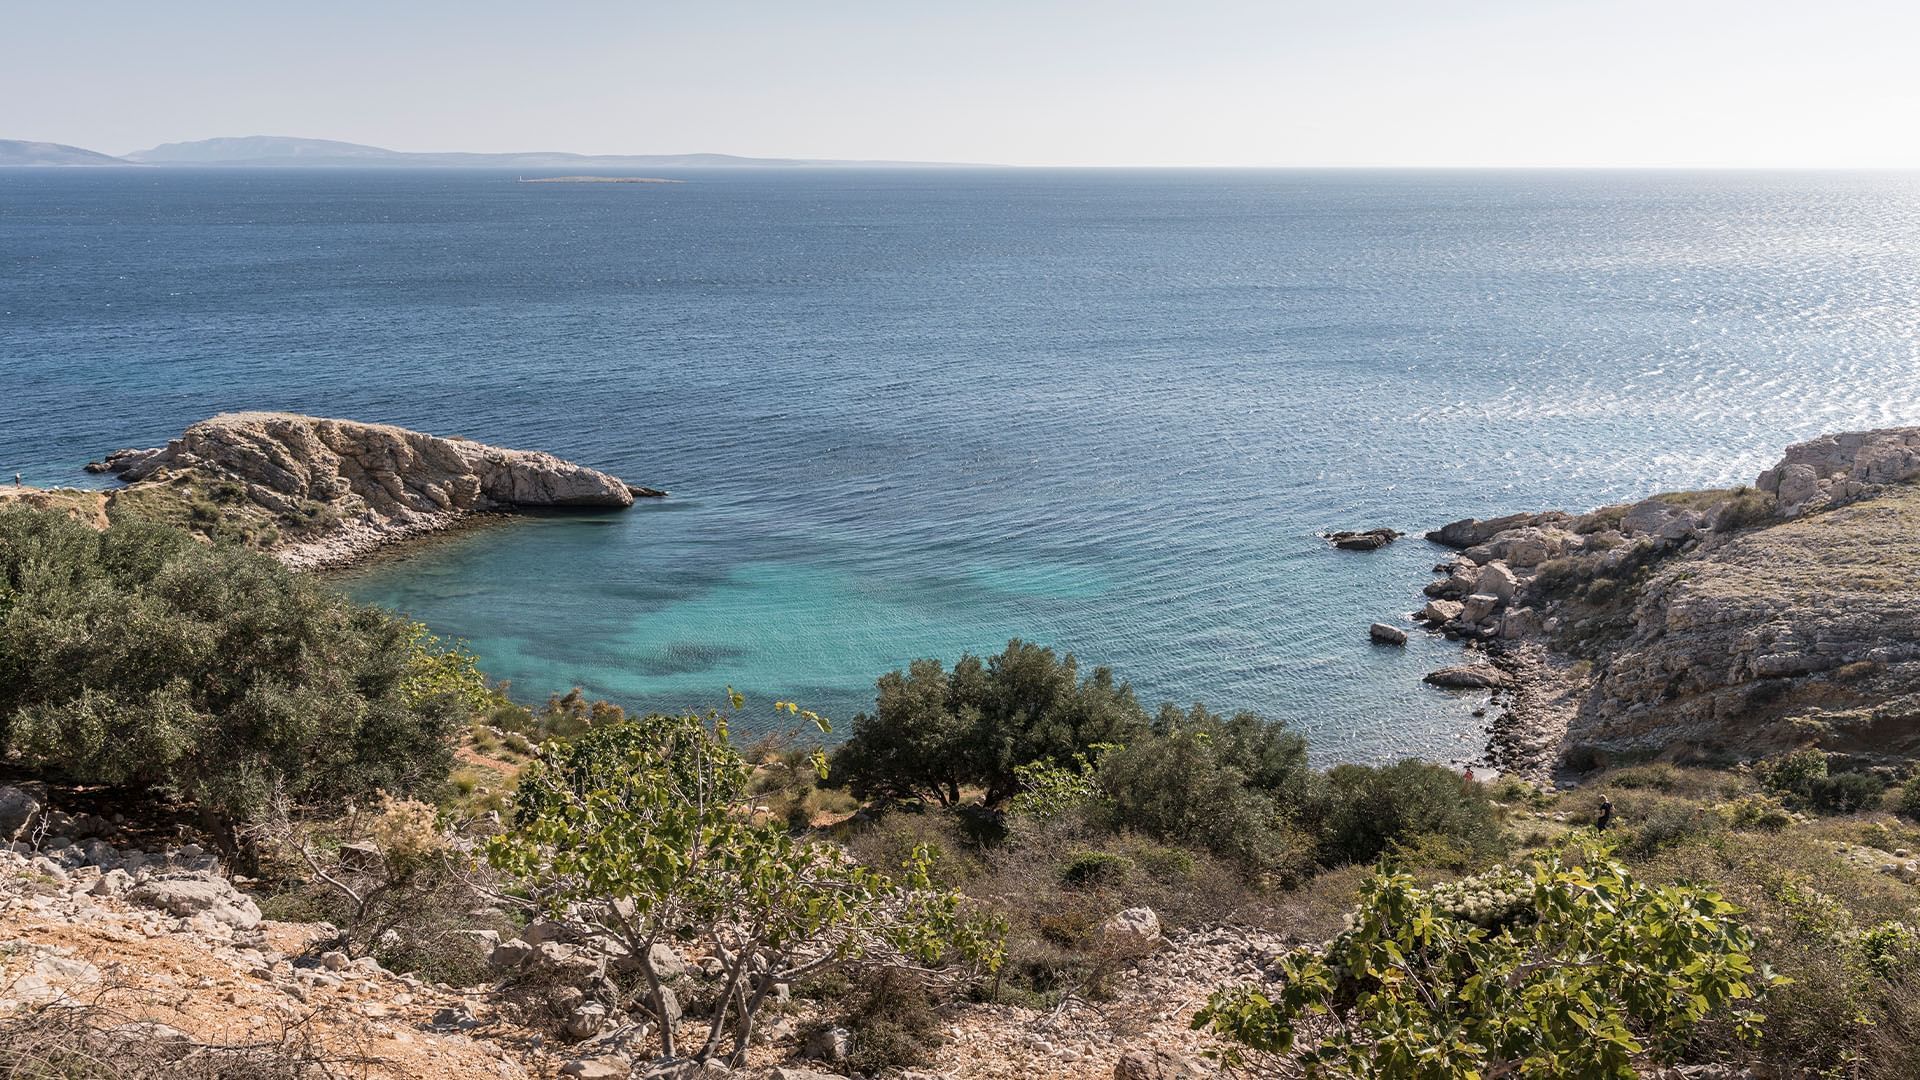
[7,167,1920,763]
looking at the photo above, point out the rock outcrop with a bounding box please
[87,413,652,569]
[1324,527,1402,552]
[1415,426,1920,770]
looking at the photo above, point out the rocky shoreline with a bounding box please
[1408,426,1920,778]
[50,412,657,573]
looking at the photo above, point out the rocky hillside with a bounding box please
[0,779,1237,1080]
[71,412,652,569]
[1418,427,1920,770]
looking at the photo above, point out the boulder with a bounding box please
[1369,622,1408,646]
[488,939,538,971]
[89,868,133,898]
[336,841,384,872]
[1474,562,1519,602]
[647,942,687,979]
[1499,607,1544,639]
[648,984,682,1027]
[1420,599,1465,625]
[128,874,262,930]
[1100,906,1162,954]
[1424,665,1509,690]
[1114,1048,1214,1080]
[805,1025,853,1064]
[565,1001,610,1040]
[1460,593,1502,626]
[0,785,43,841]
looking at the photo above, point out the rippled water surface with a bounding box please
[7,168,1920,761]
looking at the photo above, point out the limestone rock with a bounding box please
[1474,562,1519,602]
[647,942,687,979]
[128,874,262,930]
[1369,622,1408,645]
[564,1001,609,1040]
[1427,512,1570,549]
[1424,665,1508,690]
[805,1025,853,1064]
[1101,906,1163,954]
[1460,593,1502,626]
[1420,599,1465,625]
[98,412,646,570]
[489,938,538,970]
[0,785,42,841]
[1114,1048,1214,1080]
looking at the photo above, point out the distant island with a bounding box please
[0,134,987,169]
[0,139,137,167]
[517,175,685,184]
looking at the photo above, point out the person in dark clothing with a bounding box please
[1596,795,1614,831]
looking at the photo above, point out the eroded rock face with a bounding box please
[1416,427,1920,766]
[99,412,645,569]
[1755,428,1920,517]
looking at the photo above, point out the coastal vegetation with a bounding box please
[5,498,1920,1077]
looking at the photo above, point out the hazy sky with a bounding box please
[6,0,1917,166]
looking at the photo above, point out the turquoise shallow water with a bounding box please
[8,168,1920,762]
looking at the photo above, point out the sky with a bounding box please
[5,0,1918,167]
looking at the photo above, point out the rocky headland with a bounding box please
[49,412,654,570]
[1414,426,1920,776]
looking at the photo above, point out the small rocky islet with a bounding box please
[39,411,663,570]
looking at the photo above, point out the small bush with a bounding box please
[841,968,944,1073]
[1897,776,1920,820]
[1726,793,1793,831]
[1807,771,1887,815]
[1318,760,1501,867]
[1059,850,1133,888]
[1607,762,1684,791]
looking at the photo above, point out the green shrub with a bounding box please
[1897,776,1920,820]
[1726,793,1793,831]
[1096,705,1318,879]
[1196,839,1779,1078]
[0,509,468,846]
[1807,771,1887,815]
[487,705,1004,1063]
[1317,760,1501,867]
[1759,748,1831,799]
[1059,850,1133,888]
[829,640,1149,807]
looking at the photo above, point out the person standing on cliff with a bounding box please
[1596,795,1614,831]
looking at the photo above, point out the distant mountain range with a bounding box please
[0,135,978,169]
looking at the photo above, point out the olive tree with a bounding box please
[830,639,1149,807]
[486,697,1003,1064]
[1195,839,1779,1078]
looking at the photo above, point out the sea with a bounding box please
[6,167,1920,764]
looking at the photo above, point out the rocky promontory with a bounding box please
[75,413,651,570]
[1417,427,1920,774]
